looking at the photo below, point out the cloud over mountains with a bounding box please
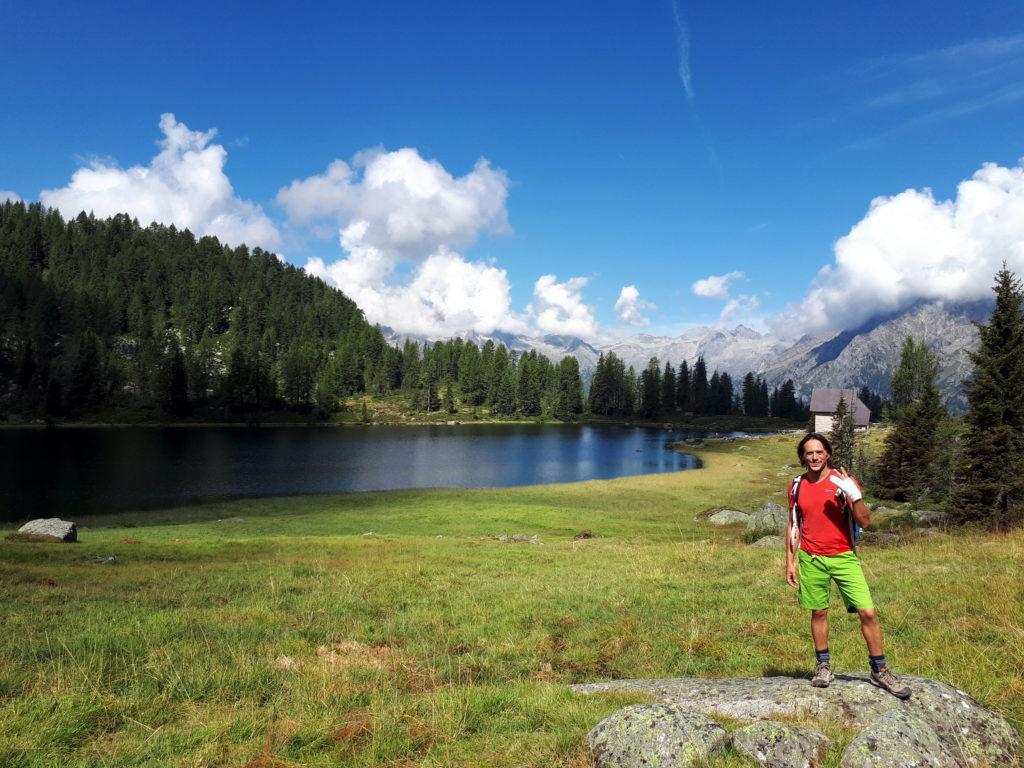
[773,158,1024,337]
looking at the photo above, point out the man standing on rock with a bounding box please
[785,432,911,699]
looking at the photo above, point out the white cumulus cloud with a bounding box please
[40,114,280,250]
[529,275,599,338]
[773,158,1024,337]
[305,245,526,338]
[692,270,745,299]
[277,147,510,258]
[614,284,656,326]
[282,147,520,337]
[0,190,21,203]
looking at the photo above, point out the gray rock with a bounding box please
[16,518,77,543]
[708,509,751,526]
[732,720,830,768]
[751,535,786,548]
[840,708,958,768]
[587,704,729,768]
[570,675,1022,767]
[748,502,789,532]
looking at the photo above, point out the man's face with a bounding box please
[802,439,829,472]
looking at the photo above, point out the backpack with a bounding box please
[789,471,861,554]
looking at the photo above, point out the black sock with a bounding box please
[815,648,830,664]
[869,654,886,672]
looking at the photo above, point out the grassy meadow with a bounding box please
[2,432,1022,767]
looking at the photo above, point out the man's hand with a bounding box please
[830,467,862,503]
[786,561,798,588]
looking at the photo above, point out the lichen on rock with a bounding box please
[587,704,729,768]
[732,720,830,768]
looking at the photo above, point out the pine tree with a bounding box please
[676,360,691,414]
[948,266,1024,528]
[660,362,676,416]
[829,393,855,472]
[442,378,457,414]
[639,357,661,418]
[742,372,760,416]
[874,338,945,502]
[691,356,708,414]
[553,356,583,420]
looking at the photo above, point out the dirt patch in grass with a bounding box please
[316,640,402,670]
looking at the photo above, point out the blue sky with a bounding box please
[3,1,1024,340]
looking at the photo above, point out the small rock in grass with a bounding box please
[732,720,830,768]
[708,509,751,526]
[529,535,541,545]
[362,531,377,537]
[574,530,595,539]
[751,535,785,548]
[15,518,77,543]
[588,704,728,768]
[86,555,116,564]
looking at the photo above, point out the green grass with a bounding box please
[1,433,1021,767]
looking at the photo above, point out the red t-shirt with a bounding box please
[788,470,860,556]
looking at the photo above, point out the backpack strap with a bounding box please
[789,475,803,550]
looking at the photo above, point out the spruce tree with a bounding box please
[676,360,691,413]
[829,393,856,472]
[949,266,1024,528]
[639,357,661,418]
[874,338,945,502]
[691,356,708,414]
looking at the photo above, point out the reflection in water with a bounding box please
[0,424,734,520]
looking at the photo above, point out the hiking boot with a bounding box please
[811,661,833,688]
[870,666,912,699]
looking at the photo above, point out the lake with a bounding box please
[0,424,744,521]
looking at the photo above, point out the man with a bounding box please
[785,432,911,699]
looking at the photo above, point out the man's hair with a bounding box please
[797,432,833,468]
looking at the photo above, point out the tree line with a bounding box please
[587,352,809,421]
[0,202,586,421]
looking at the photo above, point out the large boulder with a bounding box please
[748,502,789,533]
[732,720,830,768]
[571,675,1022,767]
[587,704,729,768]
[708,509,751,526]
[14,518,77,543]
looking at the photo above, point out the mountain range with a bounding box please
[386,299,990,410]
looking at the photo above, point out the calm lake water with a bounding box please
[0,424,742,521]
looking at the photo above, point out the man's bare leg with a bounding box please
[857,608,883,657]
[811,608,829,651]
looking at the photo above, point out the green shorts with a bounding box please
[797,549,874,613]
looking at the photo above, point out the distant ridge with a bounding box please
[386,299,989,410]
